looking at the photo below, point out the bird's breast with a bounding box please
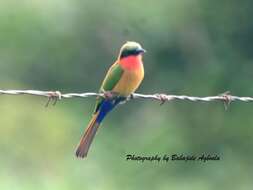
[113,63,144,96]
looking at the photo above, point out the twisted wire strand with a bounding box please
[0,90,253,103]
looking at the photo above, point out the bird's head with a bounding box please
[118,41,146,59]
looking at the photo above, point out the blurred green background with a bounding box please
[0,0,253,189]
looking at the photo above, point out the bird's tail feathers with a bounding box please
[75,112,100,158]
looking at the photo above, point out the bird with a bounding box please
[75,41,146,158]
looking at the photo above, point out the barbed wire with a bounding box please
[0,89,253,109]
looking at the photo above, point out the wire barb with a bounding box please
[219,91,232,110]
[45,91,62,107]
[156,94,168,105]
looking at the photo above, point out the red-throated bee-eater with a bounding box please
[75,41,146,158]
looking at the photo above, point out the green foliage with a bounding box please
[0,0,252,189]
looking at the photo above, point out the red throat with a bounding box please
[119,55,143,70]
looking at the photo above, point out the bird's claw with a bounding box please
[119,98,127,105]
[103,91,119,100]
[125,93,135,101]
[130,93,135,100]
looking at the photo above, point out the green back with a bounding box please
[94,63,124,113]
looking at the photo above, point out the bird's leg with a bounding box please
[118,97,128,105]
[102,90,129,105]
[119,93,135,105]
[129,93,135,100]
[103,90,120,100]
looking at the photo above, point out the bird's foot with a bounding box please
[119,93,135,105]
[129,93,135,100]
[103,91,120,100]
[118,97,128,105]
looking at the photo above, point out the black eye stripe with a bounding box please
[120,49,140,58]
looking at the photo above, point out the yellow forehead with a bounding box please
[122,41,142,50]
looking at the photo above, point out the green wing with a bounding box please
[94,62,124,113]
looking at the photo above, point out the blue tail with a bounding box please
[96,97,124,123]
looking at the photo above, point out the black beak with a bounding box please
[136,47,146,54]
